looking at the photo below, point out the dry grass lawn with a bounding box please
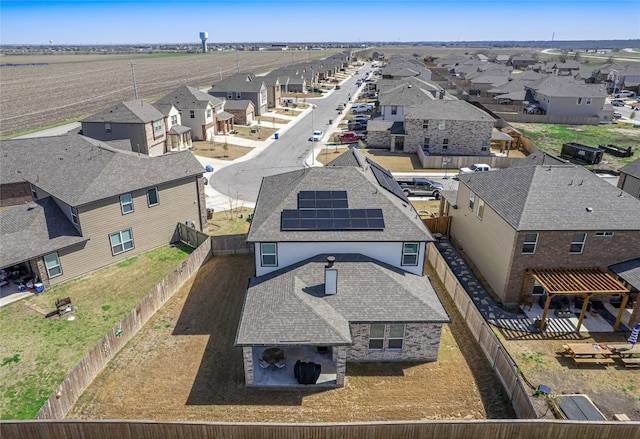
[191,141,252,161]
[67,255,515,422]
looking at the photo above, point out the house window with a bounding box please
[522,233,538,254]
[595,231,614,237]
[170,114,178,125]
[468,191,475,210]
[388,324,405,350]
[368,324,385,350]
[481,140,489,151]
[70,206,78,225]
[147,187,159,207]
[190,110,195,119]
[438,121,446,130]
[105,123,112,135]
[402,242,419,266]
[152,120,163,139]
[110,229,135,255]
[30,183,38,199]
[586,97,592,105]
[422,120,429,129]
[120,193,134,214]
[423,138,430,150]
[577,97,583,105]
[442,138,449,150]
[206,108,212,118]
[260,243,277,266]
[570,232,586,254]
[236,92,242,99]
[476,199,485,220]
[391,105,398,115]
[43,252,62,278]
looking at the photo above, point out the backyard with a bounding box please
[0,244,193,419]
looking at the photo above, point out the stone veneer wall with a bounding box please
[404,118,494,155]
[366,129,391,149]
[347,322,442,362]
[242,347,254,385]
[333,346,347,387]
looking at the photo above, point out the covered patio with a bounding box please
[520,268,630,333]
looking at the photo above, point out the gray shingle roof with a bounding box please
[247,150,431,243]
[223,99,254,111]
[404,99,495,122]
[0,197,88,267]
[1,133,204,207]
[154,85,223,111]
[211,73,265,93]
[235,253,450,345]
[81,100,164,123]
[459,165,640,231]
[608,258,640,290]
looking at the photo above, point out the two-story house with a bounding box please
[524,77,608,118]
[208,73,268,116]
[154,85,228,141]
[235,149,449,388]
[0,133,206,293]
[81,100,170,156]
[447,164,640,317]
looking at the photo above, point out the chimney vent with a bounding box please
[325,256,337,295]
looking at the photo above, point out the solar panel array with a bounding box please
[281,208,385,231]
[366,158,409,202]
[298,190,349,209]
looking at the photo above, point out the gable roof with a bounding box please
[404,99,495,122]
[1,133,204,207]
[155,85,223,110]
[620,157,640,179]
[459,165,640,231]
[608,258,640,290]
[247,150,431,243]
[235,253,450,346]
[81,100,164,124]
[0,197,88,267]
[210,73,265,93]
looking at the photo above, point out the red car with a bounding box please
[339,131,365,143]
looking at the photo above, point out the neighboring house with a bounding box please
[154,85,228,141]
[509,55,537,70]
[223,100,255,125]
[618,158,640,199]
[209,73,268,116]
[235,149,449,388]
[446,164,640,310]
[0,133,206,290]
[152,102,192,152]
[260,74,283,108]
[524,77,608,118]
[80,100,168,156]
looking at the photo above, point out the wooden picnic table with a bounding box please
[565,343,614,366]
[607,343,640,367]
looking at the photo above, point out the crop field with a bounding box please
[0,50,341,137]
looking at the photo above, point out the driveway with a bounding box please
[210,64,369,205]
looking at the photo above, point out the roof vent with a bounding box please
[586,207,593,212]
[27,202,37,210]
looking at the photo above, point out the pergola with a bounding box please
[520,268,630,332]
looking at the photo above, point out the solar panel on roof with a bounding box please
[281,208,385,231]
[297,191,349,209]
[366,158,409,202]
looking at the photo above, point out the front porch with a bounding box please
[249,345,338,388]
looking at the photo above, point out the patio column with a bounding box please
[576,293,593,332]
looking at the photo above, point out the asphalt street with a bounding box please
[210,63,370,204]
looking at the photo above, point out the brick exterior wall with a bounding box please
[0,182,32,207]
[366,129,392,149]
[346,322,442,362]
[504,230,640,305]
[403,118,494,155]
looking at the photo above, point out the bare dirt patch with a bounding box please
[191,141,252,161]
[67,255,515,422]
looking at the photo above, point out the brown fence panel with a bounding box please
[35,238,213,420]
[211,234,253,254]
[422,216,450,235]
[3,419,640,439]
[175,222,210,248]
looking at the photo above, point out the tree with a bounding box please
[223,138,229,157]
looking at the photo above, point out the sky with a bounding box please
[1,0,639,45]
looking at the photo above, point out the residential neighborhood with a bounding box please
[1,35,640,438]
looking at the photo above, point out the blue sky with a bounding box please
[1,0,639,45]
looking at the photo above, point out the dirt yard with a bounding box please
[67,254,515,422]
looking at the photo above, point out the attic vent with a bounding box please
[586,207,593,212]
[27,202,38,210]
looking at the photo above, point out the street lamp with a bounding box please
[443,157,451,179]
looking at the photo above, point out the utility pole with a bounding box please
[236,51,239,73]
[130,62,139,100]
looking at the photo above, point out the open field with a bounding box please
[67,254,516,422]
[0,50,340,137]
[0,244,192,420]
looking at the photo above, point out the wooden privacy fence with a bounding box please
[174,222,210,248]
[422,216,450,235]
[211,233,253,255]
[417,151,520,170]
[35,238,213,420]
[3,419,640,439]
[425,243,538,419]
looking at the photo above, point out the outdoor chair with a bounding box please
[274,358,286,371]
[258,359,271,369]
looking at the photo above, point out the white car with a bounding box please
[614,90,635,98]
[460,164,493,174]
[308,130,323,141]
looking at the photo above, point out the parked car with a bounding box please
[352,115,370,123]
[613,111,622,119]
[396,177,444,198]
[351,104,373,114]
[308,130,323,142]
[339,131,366,143]
[348,122,367,131]
[459,164,493,174]
[336,104,345,111]
[611,99,625,107]
[614,90,635,98]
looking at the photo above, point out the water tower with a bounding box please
[199,31,208,53]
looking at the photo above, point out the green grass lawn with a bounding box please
[0,244,192,419]
[511,123,639,169]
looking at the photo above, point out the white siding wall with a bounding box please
[380,105,405,122]
[254,241,425,277]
